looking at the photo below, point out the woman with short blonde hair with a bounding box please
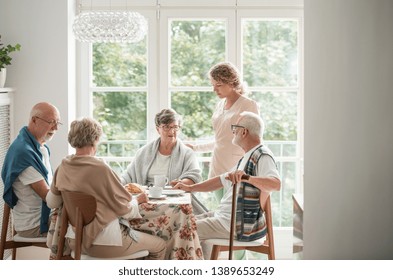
[47,117,166,259]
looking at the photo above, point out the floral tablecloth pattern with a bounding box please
[131,200,203,260]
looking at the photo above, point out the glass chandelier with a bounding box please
[73,10,147,43]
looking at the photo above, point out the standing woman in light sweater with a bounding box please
[187,62,260,204]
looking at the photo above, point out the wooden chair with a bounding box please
[205,179,275,260]
[56,191,148,260]
[0,203,47,260]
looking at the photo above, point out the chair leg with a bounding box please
[0,238,5,260]
[268,248,275,260]
[1,204,11,260]
[12,248,17,260]
[210,245,220,260]
[56,208,68,260]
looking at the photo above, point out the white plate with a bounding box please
[148,194,167,200]
[162,189,185,195]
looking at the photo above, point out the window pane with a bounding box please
[282,142,297,157]
[243,20,298,87]
[281,161,297,227]
[171,91,217,140]
[93,91,147,141]
[92,42,147,87]
[106,160,131,176]
[270,161,297,227]
[266,141,297,158]
[250,91,297,141]
[170,20,226,87]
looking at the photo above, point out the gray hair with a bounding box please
[208,62,246,95]
[238,111,264,138]
[155,108,182,127]
[68,117,103,148]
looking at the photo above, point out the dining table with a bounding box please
[46,188,203,260]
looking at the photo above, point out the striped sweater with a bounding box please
[235,145,276,241]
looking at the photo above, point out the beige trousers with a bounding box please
[68,230,166,260]
[17,225,47,238]
[196,212,229,259]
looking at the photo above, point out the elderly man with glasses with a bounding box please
[174,111,281,258]
[2,102,62,238]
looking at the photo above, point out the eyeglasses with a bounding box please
[159,125,181,131]
[35,116,63,127]
[231,124,246,132]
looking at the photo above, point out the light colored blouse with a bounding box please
[194,95,259,178]
[146,152,171,185]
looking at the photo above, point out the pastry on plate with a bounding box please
[125,183,143,194]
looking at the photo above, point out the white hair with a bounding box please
[238,111,264,138]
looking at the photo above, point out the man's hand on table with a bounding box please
[172,182,193,192]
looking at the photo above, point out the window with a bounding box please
[91,41,148,172]
[78,2,303,233]
[241,14,301,226]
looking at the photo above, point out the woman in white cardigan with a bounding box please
[121,108,202,187]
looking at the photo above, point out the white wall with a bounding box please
[304,0,393,259]
[0,0,75,169]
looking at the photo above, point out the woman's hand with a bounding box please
[169,179,180,186]
[136,193,149,204]
[169,178,194,186]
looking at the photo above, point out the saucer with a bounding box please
[148,194,167,200]
[162,189,185,195]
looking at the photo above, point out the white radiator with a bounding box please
[0,90,13,260]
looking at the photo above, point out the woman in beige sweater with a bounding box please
[46,117,166,259]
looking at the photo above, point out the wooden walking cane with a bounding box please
[228,174,250,260]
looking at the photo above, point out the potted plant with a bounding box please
[0,35,21,88]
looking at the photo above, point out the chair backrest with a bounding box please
[228,183,275,260]
[260,195,275,259]
[225,192,275,260]
[59,191,97,260]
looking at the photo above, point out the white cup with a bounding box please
[149,186,163,198]
[154,175,169,188]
